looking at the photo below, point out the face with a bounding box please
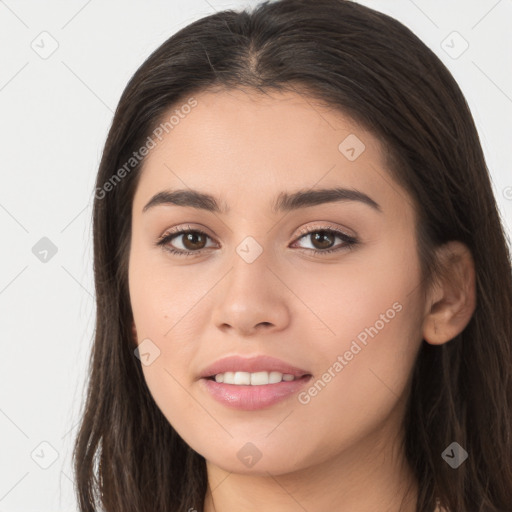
[128,88,427,476]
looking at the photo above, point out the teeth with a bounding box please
[213,371,298,385]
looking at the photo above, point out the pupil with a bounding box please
[313,231,333,249]
[184,232,205,250]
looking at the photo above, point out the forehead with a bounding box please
[132,88,410,218]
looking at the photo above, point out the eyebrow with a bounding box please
[142,187,382,215]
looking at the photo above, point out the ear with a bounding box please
[422,241,476,345]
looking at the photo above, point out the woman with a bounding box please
[73,1,512,510]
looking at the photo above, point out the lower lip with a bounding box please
[200,375,312,411]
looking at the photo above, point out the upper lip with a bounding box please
[199,355,311,379]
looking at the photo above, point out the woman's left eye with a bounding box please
[156,225,358,257]
[292,226,358,254]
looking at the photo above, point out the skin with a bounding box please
[128,88,475,512]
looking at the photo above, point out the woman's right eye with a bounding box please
[156,228,216,257]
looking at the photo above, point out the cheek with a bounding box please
[292,235,421,349]
[128,241,212,340]
[128,243,217,414]
[129,267,204,374]
[289,287,423,466]
[294,239,423,404]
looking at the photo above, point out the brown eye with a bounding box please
[180,231,208,250]
[157,225,357,257]
[293,226,358,255]
[157,228,216,256]
[309,231,336,250]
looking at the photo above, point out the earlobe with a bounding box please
[422,241,477,346]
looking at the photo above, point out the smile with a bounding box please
[211,371,297,385]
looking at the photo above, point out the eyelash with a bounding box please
[156,224,358,257]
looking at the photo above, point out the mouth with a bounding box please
[198,354,312,410]
[204,371,312,386]
[200,372,313,411]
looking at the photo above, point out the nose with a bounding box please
[210,246,291,337]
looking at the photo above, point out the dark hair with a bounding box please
[72,1,512,511]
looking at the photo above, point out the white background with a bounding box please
[0,1,511,510]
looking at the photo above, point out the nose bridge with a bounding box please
[227,233,273,297]
[223,207,292,293]
[211,233,290,334]
[225,207,274,280]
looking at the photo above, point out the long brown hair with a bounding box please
[73,1,512,510]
